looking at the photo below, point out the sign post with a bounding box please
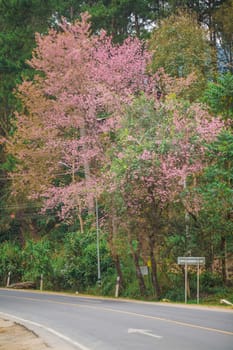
[178,257,205,304]
[184,262,188,304]
[197,261,200,304]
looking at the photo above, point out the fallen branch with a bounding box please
[220,299,233,306]
[8,281,36,289]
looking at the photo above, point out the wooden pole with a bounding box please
[185,263,188,304]
[40,274,43,291]
[6,271,11,287]
[197,262,200,304]
[115,276,120,298]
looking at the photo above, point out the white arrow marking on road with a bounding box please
[128,328,163,339]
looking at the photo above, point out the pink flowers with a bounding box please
[108,97,223,214]
[10,12,224,228]
[140,150,152,160]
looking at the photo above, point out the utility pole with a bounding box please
[96,198,101,285]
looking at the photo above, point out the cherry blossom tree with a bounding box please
[8,13,153,230]
[104,95,223,297]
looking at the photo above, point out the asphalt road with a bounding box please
[0,288,232,350]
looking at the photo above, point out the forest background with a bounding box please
[0,0,232,302]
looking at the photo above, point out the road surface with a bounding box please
[0,288,232,350]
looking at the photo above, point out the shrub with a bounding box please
[22,239,53,285]
[0,241,23,285]
[200,271,223,293]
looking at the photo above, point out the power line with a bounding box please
[0,171,74,181]
[0,203,42,210]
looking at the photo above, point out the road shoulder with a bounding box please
[0,318,50,350]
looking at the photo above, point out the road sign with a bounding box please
[177,256,205,304]
[177,257,205,265]
[140,266,148,276]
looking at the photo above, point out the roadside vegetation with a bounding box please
[0,1,232,303]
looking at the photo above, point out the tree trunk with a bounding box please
[114,254,124,289]
[220,235,227,284]
[134,14,140,37]
[108,207,124,289]
[147,190,161,299]
[208,232,215,273]
[77,212,84,234]
[148,235,161,299]
[131,245,147,296]
[80,126,95,214]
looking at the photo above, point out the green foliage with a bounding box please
[195,131,233,281]
[0,231,115,291]
[201,131,233,237]
[81,0,155,41]
[213,0,233,73]
[149,11,213,99]
[200,289,233,305]
[1,2,232,300]
[200,271,223,293]
[162,272,184,301]
[0,0,68,243]
[49,230,114,291]
[0,235,230,302]
[0,241,22,285]
[22,239,52,282]
[203,73,233,119]
[0,154,17,172]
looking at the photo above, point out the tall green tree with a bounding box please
[198,131,233,282]
[0,0,58,135]
[0,0,90,240]
[0,0,49,238]
[213,0,233,72]
[203,72,233,120]
[149,11,213,99]
[82,0,157,41]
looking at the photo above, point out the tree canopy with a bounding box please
[0,1,232,299]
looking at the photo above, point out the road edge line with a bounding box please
[0,312,91,350]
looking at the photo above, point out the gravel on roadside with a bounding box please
[0,318,51,350]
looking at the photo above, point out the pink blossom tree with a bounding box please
[104,95,223,297]
[7,13,223,295]
[9,13,154,231]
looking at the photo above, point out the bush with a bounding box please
[22,239,53,286]
[50,230,115,292]
[0,242,23,286]
[200,271,223,293]
[160,272,184,301]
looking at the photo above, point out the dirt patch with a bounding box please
[0,319,50,350]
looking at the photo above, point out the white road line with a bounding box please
[0,312,91,350]
[1,293,233,336]
[128,328,163,339]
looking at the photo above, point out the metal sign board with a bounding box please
[177,257,205,265]
[140,266,148,276]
